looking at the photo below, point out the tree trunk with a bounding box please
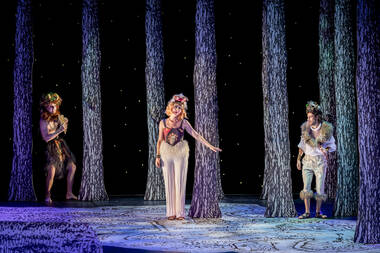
[354,0,380,244]
[319,0,337,200]
[144,0,166,201]
[79,0,108,201]
[262,0,297,218]
[8,0,36,201]
[260,0,271,200]
[188,0,222,218]
[333,0,359,217]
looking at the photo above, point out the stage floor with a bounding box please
[0,195,379,252]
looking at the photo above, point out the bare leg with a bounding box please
[66,162,77,200]
[315,199,327,218]
[316,199,322,213]
[299,197,311,218]
[304,198,311,213]
[45,165,56,203]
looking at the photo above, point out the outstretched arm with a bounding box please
[183,119,222,152]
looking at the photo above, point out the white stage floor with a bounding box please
[1,202,379,252]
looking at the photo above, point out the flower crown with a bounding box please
[40,92,62,106]
[306,101,322,115]
[169,93,188,110]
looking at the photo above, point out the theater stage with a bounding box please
[0,196,379,252]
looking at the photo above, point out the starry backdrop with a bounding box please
[0,0,320,201]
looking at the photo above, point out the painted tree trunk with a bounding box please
[8,0,36,201]
[79,0,108,201]
[262,0,297,218]
[260,0,271,200]
[319,0,337,200]
[333,0,359,217]
[188,0,222,218]
[354,0,380,244]
[144,0,166,201]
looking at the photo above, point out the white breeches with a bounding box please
[160,140,189,217]
[301,154,327,201]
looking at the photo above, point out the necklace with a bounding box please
[311,123,322,131]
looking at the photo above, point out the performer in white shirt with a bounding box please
[297,101,336,219]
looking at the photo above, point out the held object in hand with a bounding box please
[58,115,68,134]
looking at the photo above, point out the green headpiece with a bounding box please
[40,92,62,106]
[306,101,322,116]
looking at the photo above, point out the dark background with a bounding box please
[0,0,320,201]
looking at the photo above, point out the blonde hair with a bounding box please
[165,101,187,120]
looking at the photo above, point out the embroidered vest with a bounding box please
[163,119,184,146]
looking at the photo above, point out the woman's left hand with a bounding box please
[210,145,222,152]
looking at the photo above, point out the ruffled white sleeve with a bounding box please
[322,136,336,152]
[298,138,307,152]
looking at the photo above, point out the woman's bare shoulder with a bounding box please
[40,118,48,126]
[159,119,166,127]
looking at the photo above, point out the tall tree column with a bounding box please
[8,0,36,201]
[260,0,270,200]
[319,0,337,200]
[354,0,380,244]
[79,0,108,201]
[144,0,166,200]
[333,0,359,217]
[262,0,297,217]
[188,0,222,218]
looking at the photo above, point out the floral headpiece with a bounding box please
[40,92,62,106]
[306,101,322,115]
[169,93,188,110]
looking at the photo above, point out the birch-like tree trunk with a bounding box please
[144,0,166,201]
[333,0,359,217]
[79,0,108,201]
[8,0,36,201]
[188,0,222,218]
[354,0,380,244]
[262,0,297,218]
[319,0,337,200]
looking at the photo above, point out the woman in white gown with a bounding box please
[155,94,221,220]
